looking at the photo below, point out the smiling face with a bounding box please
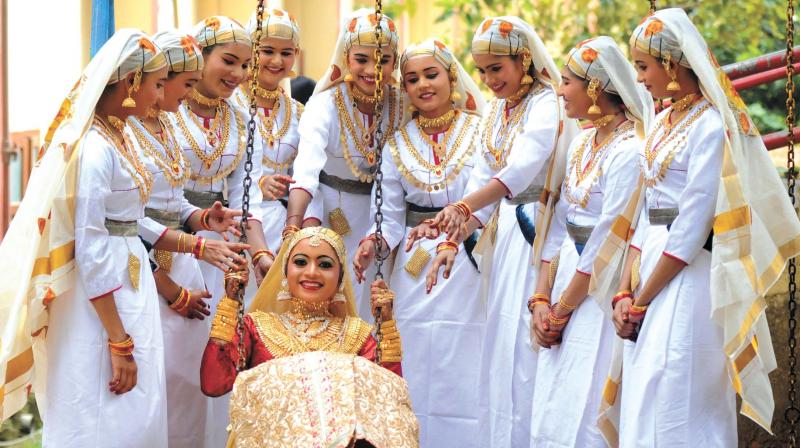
[159,70,202,112]
[257,37,297,90]
[197,42,252,99]
[286,238,342,304]
[631,47,671,100]
[129,66,168,117]
[557,67,594,120]
[347,44,396,96]
[472,53,525,99]
[402,55,452,118]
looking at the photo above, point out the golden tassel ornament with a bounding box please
[548,253,560,289]
[631,253,642,291]
[328,208,352,236]
[154,249,174,273]
[405,246,432,278]
[128,252,141,290]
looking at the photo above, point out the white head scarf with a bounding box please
[399,38,486,118]
[152,30,204,73]
[314,8,399,95]
[246,8,300,47]
[597,9,800,436]
[0,29,166,422]
[471,16,560,86]
[564,36,654,137]
[194,16,251,49]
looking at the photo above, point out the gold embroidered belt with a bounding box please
[184,190,225,209]
[144,208,181,230]
[648,207,679,226]
[319,171,373,195]
[405,203,442,228]
[507,184,544,205]
[105,219,138,237]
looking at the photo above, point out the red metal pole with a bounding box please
[733,63,800,91]
[763,127,800,150]
[723,46,800,80]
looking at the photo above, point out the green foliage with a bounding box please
[380,0,798,133]
[0,396,41,443]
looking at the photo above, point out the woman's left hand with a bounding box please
[206,201,245,240]
[425,249,456,294]
[370,279,394,321]
[253,253,274,286]
[224,265,250,298]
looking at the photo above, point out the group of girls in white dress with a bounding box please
[0,4,797,448]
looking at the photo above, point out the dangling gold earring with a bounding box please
[449,66,461,102]
[333,284,346,303]
[277,278,291,301]
[587,78,602,115]
[408,104,417,113]
[521,50,534,85]
[122,69,142,108]
[344,73,353,83]
[287,70,297,79]
[662,53,681,92]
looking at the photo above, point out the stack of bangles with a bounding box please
[170,287,191,314]
[108,334,135,358]
[436,240,459,255]
[282,224,300,239]
[448,200,472,218]
[547,295,577,327]
[628,302,649,319]
[527,293,551,313]
[378,319,402,363]
[224,269,248,283]
[190,236,206,259]
[210,296,241,343]
[612,290,633,309]
[251,249,275,266]
[199,208,213,231]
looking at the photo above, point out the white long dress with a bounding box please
[127,116,212,448]
[169,99,264,448]
[368,112,485,448]
[291,83,404,321]
[43,126,168,447]
[619,100,736,446]
[530,123,640,447]
[468,86,559,448]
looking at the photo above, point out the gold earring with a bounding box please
[662,53,681,92]
[449,66,461,102]
[587,78,602,115]
[333,284,346,303]
[287,70,297,79]
[521,51,534,85]
[122,69,142,108]
[277,278,291,301]
[344,73,353,83]
[408,104,417,113]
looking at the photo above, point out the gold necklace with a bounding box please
[417,109,456,130]
[176,100,230,170]
[258,88,292,147]
[94,116,153,204]
[671,93,698,112]
[251,311,372,358]
[565,122,634,208]
[348,82,379,104]
[127,115,190,188]
[189,89,222,108]
[254,85,281,101]
[334,84,399,181]
[505,83,532,107]
[642,103,711,186]
[592,114,616,129]
[415,110,458,159]
[482,85,541,170]
[391,114,477,192]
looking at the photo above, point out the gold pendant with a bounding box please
[404,246,432,278]
[154,249,174,273]
[328,208,352,236]
[631,253,642,291]
[128,252,141,290]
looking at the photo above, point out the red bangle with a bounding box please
[192,236,205,259]
[612,291,633,309]
[200,209,213,231]
[108,334,135,357]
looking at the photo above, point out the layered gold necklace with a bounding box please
[127,113,190,188]
[482,82,544,170]
[94,115,153,204]
[257,87,292,148]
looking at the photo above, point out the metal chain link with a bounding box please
[371,0,386,364]
[234,0,265,373]
[786,0,799,444]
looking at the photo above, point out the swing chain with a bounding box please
[786,0,799,443]
[372,0,386,364]
[234,0,265,373]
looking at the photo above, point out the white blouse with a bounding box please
[126,116,198,244]
[74,127,149,299]
[368,112,481,250]
[291,83,405,198]
[541,124,641,274]
[631,100,724,264]
[169,100,264,219]
[467,87,559,224]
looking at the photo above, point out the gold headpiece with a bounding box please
[283,227,347,274]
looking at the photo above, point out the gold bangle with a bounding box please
[630,303,649,314]
[557,295,578,312]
